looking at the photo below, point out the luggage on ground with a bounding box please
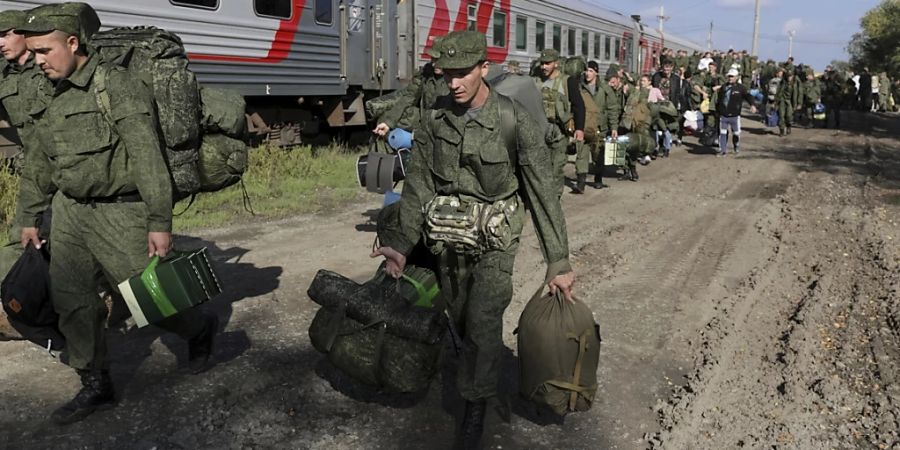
[307,266,447,393]
[766,110,779,128]
[516,288,601,415]
[700,127,719,146]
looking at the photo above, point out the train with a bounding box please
[0,0,703,146]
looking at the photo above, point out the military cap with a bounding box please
[0,10,26,33]
[604,67,619,80]
[15,2,100,44]
[539,48,560,63]
[434,30,487,70]
[426,35,444,59]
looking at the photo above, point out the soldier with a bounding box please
[619,75,655,181]
[506,60,520,75]
[15,3,218,424]
[820,66,843,128]
[0,8,50,280]
[371,30,575,449]
[573,60,613,191]
[801,70,822,127]
[775,70,801,136]
[878,72,891,112]
[533,48,583,193]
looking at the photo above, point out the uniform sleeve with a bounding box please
[514,107,571,279]
[606,88,622,133]
[107,69,173,233]
[380,112,436,256]
[568,76,585,132]
[14,141,55,228]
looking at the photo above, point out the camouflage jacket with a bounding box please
[776,78,802,109]
[367,65,449,131]
[0,54,51,151]
[803,79,822,105]
[17,53,173,232]
[381,89,572,279]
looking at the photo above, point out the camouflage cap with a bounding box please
[15,2,101,44]
[539,48,560,63]
[426,35,444,59]
[0,10,26,33]
[434,31,487,70]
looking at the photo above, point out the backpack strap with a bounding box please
[496,94,518,168]
[92,64,113,125]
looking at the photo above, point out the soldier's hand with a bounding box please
[611,130,619,140]
[750,106,758,114]
[148,232,173,258]
[548,271,576,304]
[370,246,406,278]
[574,130,585,142]
[373,123,390,137]
[20,227,43,249]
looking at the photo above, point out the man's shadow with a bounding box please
[106,237,282,392]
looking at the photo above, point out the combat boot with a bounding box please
[455,399,487,450]
[572,174,586,194]
[51,369,116,425]
[786,126,792,135]
[188,313,219,374]
[593,174,608,189]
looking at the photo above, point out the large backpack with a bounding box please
[91,27,249,199]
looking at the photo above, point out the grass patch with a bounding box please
[0,144,362,235]
[173,143,363,231]
[0,164,18,236]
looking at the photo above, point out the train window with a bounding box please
[315,0,332,24]
[594,35,600,59]
[171,0,218,9]
[605,36,611,60]
[535,21,545,51]
[567,29,575,56]
[552,25,561,52]
[492,11,506,47]
[467,4,477,31]
[255,0,291,19]
[515,16,527,51]
[614,38,621,60]
[581,31,588,57]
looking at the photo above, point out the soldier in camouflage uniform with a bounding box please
[775,70,801,136]
[0,9,51,280]
[15,3,218,425]
[573,60,618,191]
[820,66,844,128]
[801,69,822,128]
[371,31,574,449]
[619,75,655,181]
[533,48,579,194]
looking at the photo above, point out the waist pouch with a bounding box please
[424,195,518,254]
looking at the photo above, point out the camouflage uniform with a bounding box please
[0,10,51,280]
[776,76,801,134]
[15,21,205,373]
[380,31,571,403]
[802,75,822,127]
[532,48,571,193]
[620,86,654,179]
[821,72,844,128]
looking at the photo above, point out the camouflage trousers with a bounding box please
[777,103,795,131]
[574,139,604,176]
[436,244,517,401]
[51,195,204,370]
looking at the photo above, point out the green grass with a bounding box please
[173,143,363,231]
[0,144,364,235]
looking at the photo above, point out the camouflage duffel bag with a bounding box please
[307,267,446,393]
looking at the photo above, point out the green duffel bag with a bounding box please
[307,267,446,393]
[198,133,249,192]
[517,288,601,415]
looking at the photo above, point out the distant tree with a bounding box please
[847,0,900,75]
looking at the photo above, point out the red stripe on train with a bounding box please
[187,0,306,63]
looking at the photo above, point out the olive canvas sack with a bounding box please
[1,245,65,350]
[516,288,601,415]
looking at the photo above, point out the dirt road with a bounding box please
[1,112,898,450]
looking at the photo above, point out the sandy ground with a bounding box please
[0,111,898,450]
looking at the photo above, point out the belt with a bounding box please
[66,191,143,207]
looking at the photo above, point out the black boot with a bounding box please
[51,370,116,425]
[455,400,487,450]
[786,126,792,135]
[630,166,639,182]
[593,174,608,189]
[188,313,219,374]
[571,174,586,194]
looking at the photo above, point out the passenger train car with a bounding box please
[0,0,702,145]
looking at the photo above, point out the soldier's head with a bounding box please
[708,61,718,74]
[584,60,600,84]
[0,10,28,63]
[663,60,673,76]
[16,2,100,81]
[538,48,560,79]
[506,60,520,74]
[775,68,784,78]
[787,56,794,64]
[434,31,490,107]
[639,74,651,89]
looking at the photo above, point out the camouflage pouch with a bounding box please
[424,195,518,254]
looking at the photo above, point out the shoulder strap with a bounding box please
[496,94,518,168]
[92,64,113,125]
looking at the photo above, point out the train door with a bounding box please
[341,0,398,92]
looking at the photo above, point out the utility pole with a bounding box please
[707,21,713,50]
[657,5,669,33]
[788,30,795,58]
[751,0,761,56]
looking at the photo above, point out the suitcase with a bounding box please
[604,139,627,166]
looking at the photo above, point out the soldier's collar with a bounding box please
[447,89,498,129]
[66,53,101,89]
